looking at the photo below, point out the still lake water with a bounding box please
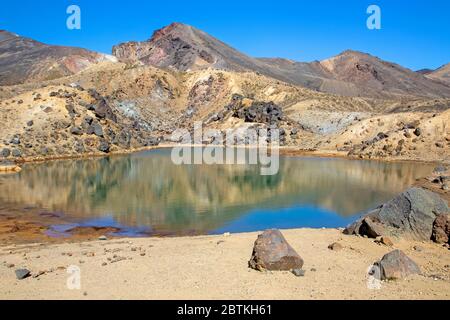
[0,148,435,237]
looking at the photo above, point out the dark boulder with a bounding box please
[92,123,104,138]
[144,137,160,147]
[15,269,31,280]
[98,140,110,153]
[65,104,77,118]
[374,250,421,280]
[233,100,283,125]
[1,148,11,158]
[344,188,449,240]
[10,136,20,145]
[86,122,103,137]
[11,149,22,158]
[70,126,83,136]
[248,229,304,271]
[84,116,94,125]
[94,100,116,122]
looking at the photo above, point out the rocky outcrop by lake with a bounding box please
[344,187,449,243]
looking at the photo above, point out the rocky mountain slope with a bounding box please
[0,24,449,164]
[0,30,116,86]
[112,23,450,99]
[0,60,448,163]
[427,63,450,85]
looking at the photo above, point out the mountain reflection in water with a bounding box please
[0,148,434,235]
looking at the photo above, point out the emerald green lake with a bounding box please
[0,148,434,237]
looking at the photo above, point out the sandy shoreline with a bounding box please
[0,228,449,300]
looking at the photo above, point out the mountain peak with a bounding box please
[111,24,450,98]
[150,22,192,41]
[113,22,244,71]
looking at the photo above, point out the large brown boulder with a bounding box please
[248,229,303,271]
[375,250,421,280]
[431,214,450,244]
[344,188,449,240]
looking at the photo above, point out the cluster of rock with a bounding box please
[204,94,300,145]
[232,100,283,126]
[247,184,447,282]
[343,187,449,244]
[345,117,448,160]
[247,229,422,281]
[0,85,162,161]
[429,166,450,191]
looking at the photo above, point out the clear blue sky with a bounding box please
[1,0,449,71]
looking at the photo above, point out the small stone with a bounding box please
[26,120,34,127]
[98,235,108,241]
[413,128,422,137]
[328,242,343,251]
[12,149,22,157]
[6,263,15,268]
[15,269,31,280]
[291,268,305,277]
[70,126,83,135]
[102,262,107,266]
[377,236,394,246]
[310,268,317,272]
[33,270,46,278]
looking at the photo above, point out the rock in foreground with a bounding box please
[248,229,303,271]
[431,214,450,244]
[344,187,449,240]
[375,250,421,280]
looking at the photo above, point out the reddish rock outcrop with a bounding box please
[249,229,304,271]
